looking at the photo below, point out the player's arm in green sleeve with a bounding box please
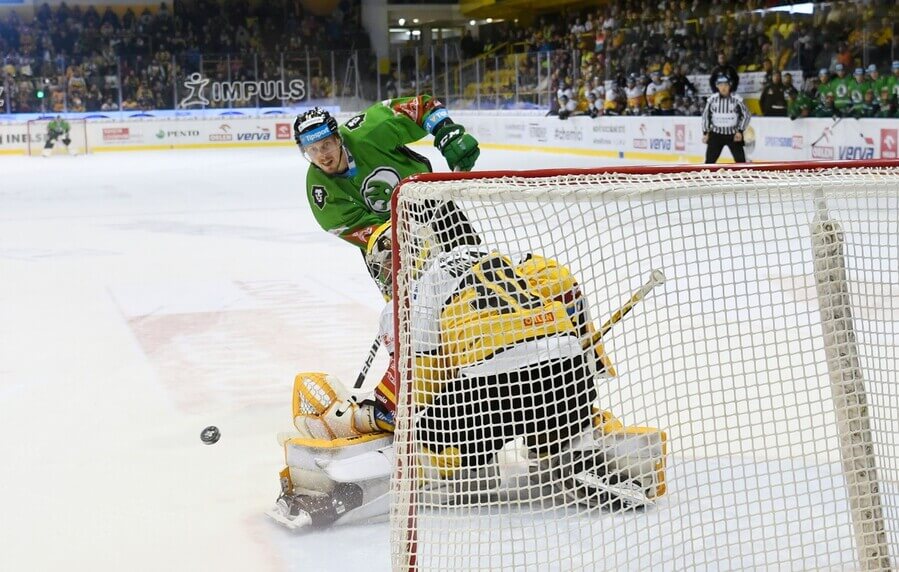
[367,95,480,172]
[306,180,385,249]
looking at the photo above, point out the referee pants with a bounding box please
[705,131,746,163]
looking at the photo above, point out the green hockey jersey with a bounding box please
[47,118,70,137]
[304,95,450,249]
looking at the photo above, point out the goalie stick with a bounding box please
[584,269,666,349]
[353,336,381,389]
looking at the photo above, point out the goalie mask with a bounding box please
[366,222,394,299]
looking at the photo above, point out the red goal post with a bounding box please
[389,160,899,572]
[26,118,89,156]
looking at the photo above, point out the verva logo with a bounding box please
[674,124,685,151]
[881,129,897,159]
[237,127,271,141]
[275,123,292,140]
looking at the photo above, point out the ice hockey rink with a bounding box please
[0,145,643,572]
[4,145,898,572]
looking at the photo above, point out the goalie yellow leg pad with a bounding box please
[283,433,393,494]
[594,408,668,498]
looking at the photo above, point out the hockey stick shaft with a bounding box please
[585,269,666,348]
[353,336,381,389]
[811,117,843,147]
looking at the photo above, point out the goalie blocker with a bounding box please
[267,239,667,530]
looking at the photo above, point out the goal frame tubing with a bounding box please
[26,118,89,156]
[389,159,899,572]
[396,159,899,186]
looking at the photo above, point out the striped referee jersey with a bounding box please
[701,93,751,135]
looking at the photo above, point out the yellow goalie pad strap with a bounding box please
[417,446,463,482]
[594,408,668,498]
[284,432,390,451]
[292,372,341,419]
[412,353,453,407]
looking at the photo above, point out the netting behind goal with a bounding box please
[389,161,899,572]
[26,119,89,156]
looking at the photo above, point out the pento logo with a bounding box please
[881,129,897,159]
[157,129,200,139]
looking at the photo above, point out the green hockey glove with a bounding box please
[434,123,480,172]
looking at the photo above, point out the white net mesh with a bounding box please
[389,165,899,572]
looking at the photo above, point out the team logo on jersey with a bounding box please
[311,185,328,209]
[345,114,365,130]
[361,167,400,213]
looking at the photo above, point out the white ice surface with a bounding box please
[0,145,634,572]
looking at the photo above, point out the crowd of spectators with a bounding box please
[3,0,899,118]
[463,0,899,118]
[0,0,369,113]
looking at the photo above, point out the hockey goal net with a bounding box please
[26,118,89,156]
[390,161,899,571]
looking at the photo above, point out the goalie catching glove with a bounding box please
[434,121,480,172]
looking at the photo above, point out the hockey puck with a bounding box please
[201,425,221,445]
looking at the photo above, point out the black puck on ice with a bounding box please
[201,425,221,445]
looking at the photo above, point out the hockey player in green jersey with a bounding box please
[848,89,878,118]
[787,90,814,120]
[815,69,835,104]
[830,64,853,112]
[41,115,77,157]
[296,98,479,248]
[294,97,481,294]
[848,68,869,105]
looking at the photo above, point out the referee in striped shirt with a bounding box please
[702,75,751,163]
